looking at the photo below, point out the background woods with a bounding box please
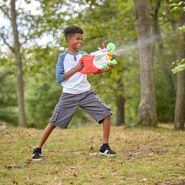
[0,0,185,130]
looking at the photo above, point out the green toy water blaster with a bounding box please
[80,43,117,74]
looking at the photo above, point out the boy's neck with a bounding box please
[68,47,79,54]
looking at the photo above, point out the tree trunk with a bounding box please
[174,10,185,131]
[10,0,26,127]
[152,0,175,121]
[116,77,125,125]
[116,95,125,125]
[134,0,157,126]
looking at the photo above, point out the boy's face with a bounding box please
[67,33,83,50]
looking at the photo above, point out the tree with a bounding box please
[10,0,26,127]
[151,0,175,121]
[134,0,157,126]
[0,0,26,126]
[174,5,185,131]
[116,77,125,125]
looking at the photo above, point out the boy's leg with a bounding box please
[37,123,56,148]
[102,116,111,144]
[79,90,116,155]
[32,123,55,160]
[32,92,79,160]
[100,116,116,155]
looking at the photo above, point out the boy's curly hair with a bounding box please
[64,26,84,40]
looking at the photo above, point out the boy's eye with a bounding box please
[77,38,83,41]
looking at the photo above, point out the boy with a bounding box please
[32,26,116,160]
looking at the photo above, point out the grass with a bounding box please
[0,124,185,185]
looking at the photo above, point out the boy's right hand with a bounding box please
[63,61,84,81]
[74,61,84,72]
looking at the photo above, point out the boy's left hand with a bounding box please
[103,64,115,72]
[108,64,114,70]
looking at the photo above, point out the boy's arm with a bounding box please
[56,54,65,83]
[56,54,84,83]
[93,64,115,74]
[63,62,83,80]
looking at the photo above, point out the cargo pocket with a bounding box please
[96,95,111,110]
[51,106,61,122]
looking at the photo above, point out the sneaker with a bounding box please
[32,148,42,161]
[99,144,116,156]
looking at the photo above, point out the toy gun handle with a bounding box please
[79,55,102,74]
[79,42,117,74]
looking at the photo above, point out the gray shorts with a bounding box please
[49,90,112,128]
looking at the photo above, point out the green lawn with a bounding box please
[0,124,185,185]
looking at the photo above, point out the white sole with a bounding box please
[99,152,116,157]
[32,158,42,161]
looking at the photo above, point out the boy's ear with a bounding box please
[67,36,73,43]
[66,36,70,42]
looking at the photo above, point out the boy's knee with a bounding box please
[48,123,56,129]
[99,115,112,124]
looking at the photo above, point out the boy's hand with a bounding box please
[102,64,115,72]
[74,61,84,72]
[108,64,114,70]
[63,61,84,81]
[93,64,115,74]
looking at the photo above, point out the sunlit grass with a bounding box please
[0,124,185,185]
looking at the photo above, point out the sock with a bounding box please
[36,147,41,152]
[102,143,109,147]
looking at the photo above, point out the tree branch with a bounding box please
[20,26,32,45]
[0,32,15,53]
[0,5,11,20]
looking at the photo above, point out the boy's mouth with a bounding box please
[77,43,82,47]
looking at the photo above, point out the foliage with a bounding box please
[0,55,18,125]
[0,0,184,127]
[172,58,185,74]
[170,0,185,73]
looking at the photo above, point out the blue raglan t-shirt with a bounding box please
[56,51,91,94]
